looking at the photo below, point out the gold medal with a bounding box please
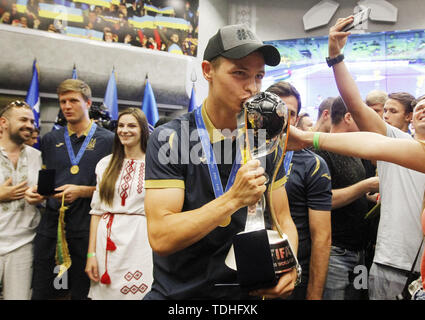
[70,165,79,175]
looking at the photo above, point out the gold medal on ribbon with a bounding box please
[70,165,79,175]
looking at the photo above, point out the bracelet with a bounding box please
[326,54,344,67]
[87,252,96,258]
[313,132,321,150]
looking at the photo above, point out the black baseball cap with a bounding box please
[203,24,281,66]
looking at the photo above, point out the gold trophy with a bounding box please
[225,91,299,290]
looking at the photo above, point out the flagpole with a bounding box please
[72,64,77,79]
[141,73,159,132]
[104,67,118,121]
[188,69,197,112]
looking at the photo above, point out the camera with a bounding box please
[89,104,116,131]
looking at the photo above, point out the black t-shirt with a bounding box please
[144,109,286,300]
[315,150,369,251]
[38,124,114,238]
[284,149,332,276]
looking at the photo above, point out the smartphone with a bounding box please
[342,7,371,32]
[37,169,57,196]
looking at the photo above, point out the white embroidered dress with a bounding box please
[88,155,153,300]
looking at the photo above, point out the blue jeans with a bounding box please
[323,245,364,300]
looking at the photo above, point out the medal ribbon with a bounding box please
[283,151,293,176]
[194,106,241,199]
[64,122,97,169]
[55,192,72,279]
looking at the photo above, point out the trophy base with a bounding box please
[233,229,277,291]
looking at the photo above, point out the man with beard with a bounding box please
[0,100,42,299]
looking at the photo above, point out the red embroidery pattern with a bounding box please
[137,162,145,194]
[119,160,135,206]
[139,284,148,293]
[124,271,143,281]
[120,270,148,295]
[120,285,147,295]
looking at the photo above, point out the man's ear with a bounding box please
[201,60,213,82]
[405,111,413,123]
[344,112,352,124]
[322,109,329,119]
[0,117,8,129]
[294,116,300,127]
[86,99,92,110]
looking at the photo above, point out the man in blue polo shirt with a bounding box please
[29,79,114,300]
[266,81,332,300]
[144,24,300,300]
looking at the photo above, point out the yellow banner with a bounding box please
[73,0,111,8]
[38,10,84,23]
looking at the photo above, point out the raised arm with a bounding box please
[287,126,425,174]
[329,17,387,135]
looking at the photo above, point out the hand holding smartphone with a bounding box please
[342,7,371,32]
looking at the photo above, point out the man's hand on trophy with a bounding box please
[228,159,267,208]
[249,267,297,299]
[328,16,353,58]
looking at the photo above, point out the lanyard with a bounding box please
[194,106,241,198]
[64,122,97,166]
[283,150,294,176]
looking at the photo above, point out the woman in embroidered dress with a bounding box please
[85,108,152,299]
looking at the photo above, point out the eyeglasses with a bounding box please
[0,100,31,117]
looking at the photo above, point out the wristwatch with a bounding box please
[326,54,344,67]
[294,263,302,287]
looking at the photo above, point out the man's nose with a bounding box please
[246,78,259,95]
[25,121,34,131]
[62,100,72,109]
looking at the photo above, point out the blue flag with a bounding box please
[104,70,118,121]
[72,65,78,79]
[188,85,197,112]
[26,60,40,129]
[142,79,159,132]
[25,60,40,149]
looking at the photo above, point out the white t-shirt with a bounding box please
[375,124,425,271]
[0,145,42,255]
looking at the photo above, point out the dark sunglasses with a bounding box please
[0,100,31,117]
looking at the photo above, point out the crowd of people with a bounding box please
[0,16,425,301]
[0,0,199,56]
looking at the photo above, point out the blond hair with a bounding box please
[57,79,92,101]
[365,90,388,107]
